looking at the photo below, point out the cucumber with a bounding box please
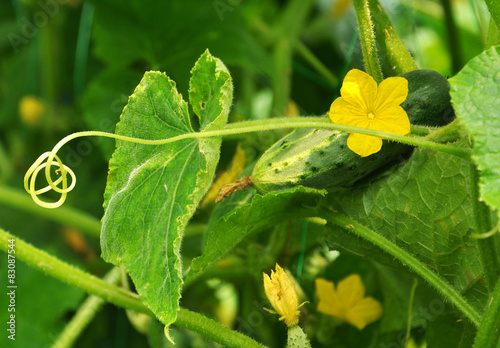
[251,69,453,193]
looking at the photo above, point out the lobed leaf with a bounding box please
[101,51,232,331]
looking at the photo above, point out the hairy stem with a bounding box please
[369,0,418,74]
[352,0,383,83]
[0,228,266,348]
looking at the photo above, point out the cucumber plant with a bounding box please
[251,69,454,193]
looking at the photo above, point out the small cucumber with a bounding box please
[251,69,453,193]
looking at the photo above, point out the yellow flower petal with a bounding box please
[345,297,383,330]
[336,274,365,308]
[347,133,383,157]
[340,69,377,112]
[316,278,343,318]
[329,96,369,127]
[263,264,300,327]
[370,106,411,135]
[316,274,383,330]
[374,76,408,112]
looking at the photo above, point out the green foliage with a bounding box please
[449,46,500,210]
[101,51,232,330]
[189,186,325,280]
[325,144,489,312]
[1,1,499,347]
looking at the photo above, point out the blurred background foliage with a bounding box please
[0,0,490,347]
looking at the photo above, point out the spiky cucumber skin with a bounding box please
[252,69,453,193]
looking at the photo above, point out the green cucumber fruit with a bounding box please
[251,69,453,193]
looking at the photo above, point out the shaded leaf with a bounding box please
[188,186,326,281]
[325,145,489,312]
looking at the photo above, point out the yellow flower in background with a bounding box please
[329,69,410,157]
[316,274,382,330]
[19,96,44,127]
[263,264,300,327]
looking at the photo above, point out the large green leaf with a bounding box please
[188,186,326,281]
[101,51,232,330]
[449,46,500,209]
[325,145,489,312]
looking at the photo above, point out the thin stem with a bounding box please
[0,228,267,348]
[352,0,384,83]
[50,120,472,159]
[295,41,339,85]
[319,209,481,327]
[25,118,471,208]
[0,185,101,238]
[473,279,500,348]
[404,278,418,347]
[52,267,122,348]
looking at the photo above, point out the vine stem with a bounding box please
[318,208,482,327]
[352,0,384,83]
[26,117,470,208]
[45,118,471,162]
[0,228,266,348]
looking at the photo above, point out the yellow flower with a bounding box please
[263,264,300,327]
[19,96,44,127]
[329,69,410,157]
[316,274,382,330]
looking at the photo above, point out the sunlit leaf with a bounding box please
[101,50,232,330]
[449,45,500,209]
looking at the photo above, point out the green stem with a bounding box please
[439,0,462,74]
[485,0,500,31]
[470,165,500,293]
[352,0,383,83]
[0,228,266,348]
[0,228,147,313]
[369,0,418,74]
[319,209,481,327]
[0,185,101,238]
[52,267,122,348]
[26,118,471,208]
[295,41,339,85]
[473,279,500,348]
[47,119,472,160]
[404,278,418,348]
[272,0,315,115]
[175,308,266,348]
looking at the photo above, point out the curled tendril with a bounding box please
[24,151,76,209]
